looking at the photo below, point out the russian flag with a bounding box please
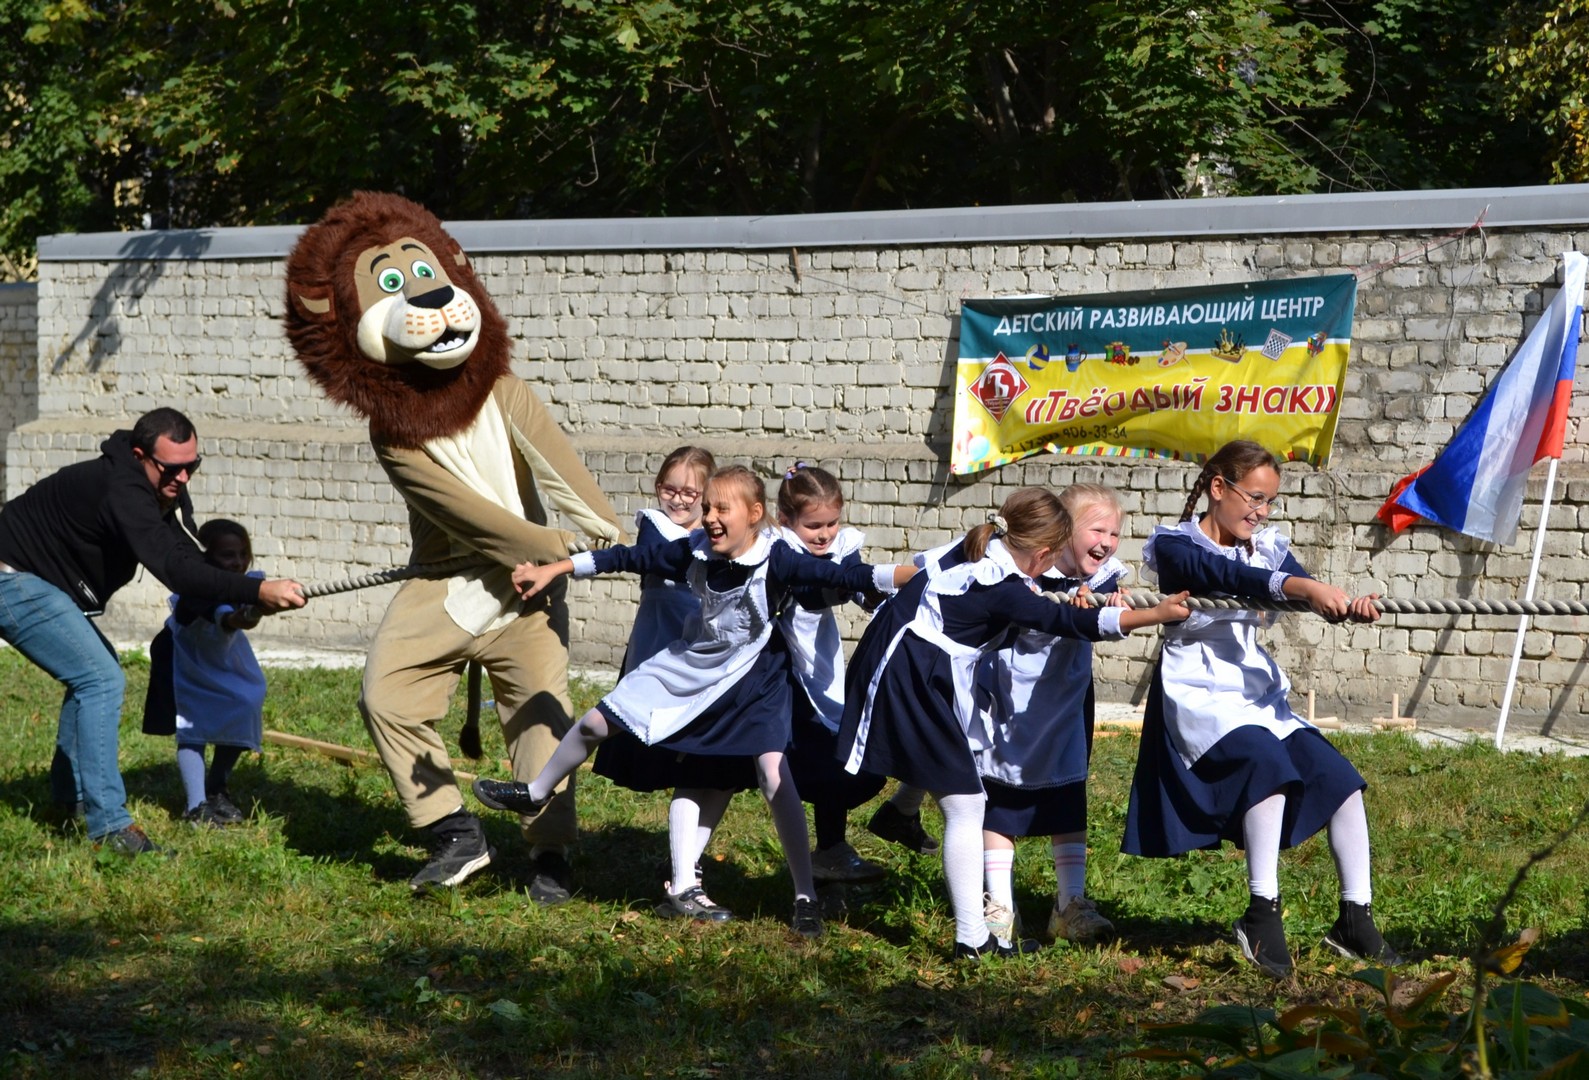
[1377,251,1586,544]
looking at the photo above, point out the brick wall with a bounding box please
[12,192,1589,725]
[0,283,39,506]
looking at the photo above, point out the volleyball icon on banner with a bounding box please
[1023,343,1050,373]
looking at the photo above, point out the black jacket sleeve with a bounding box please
[103,478,262,605]
[1153,534,1309,597]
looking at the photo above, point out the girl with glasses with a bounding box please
[1124,439,1401,978]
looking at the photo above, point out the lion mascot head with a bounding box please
[284,191,510,448]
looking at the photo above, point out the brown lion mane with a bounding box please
[284,191,511,448]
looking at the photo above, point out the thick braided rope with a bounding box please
[1116,593,1589,617]
[301,555,492,600]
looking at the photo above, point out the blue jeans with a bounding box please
[0,571,130,838]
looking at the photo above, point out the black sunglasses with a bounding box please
[147,454,202,480]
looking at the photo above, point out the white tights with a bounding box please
[1242,789,1372,904]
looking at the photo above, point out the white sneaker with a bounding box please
[1046,895,1114,943]
[983,893,1019,941]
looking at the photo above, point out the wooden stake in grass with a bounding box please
[1371,692,1417,730]
[1307,689,1342,730]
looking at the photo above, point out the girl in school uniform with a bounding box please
[587,447,752,920]
[1123,439,1400,978]
[474,465,913,939]
[836,487,1190,960]
[774,463,889,885]
[975,483,1129,946]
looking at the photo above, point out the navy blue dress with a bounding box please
[1122,523,1366,857]
[580,533,886,761]
[835,541,1119,797]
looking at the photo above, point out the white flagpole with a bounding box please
[1494,455,1560,748]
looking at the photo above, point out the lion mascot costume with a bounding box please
[284,191,622,897]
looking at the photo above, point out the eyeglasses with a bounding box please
[658,484,701,504]
[148,454,202,481]
[1224,480,1282,513]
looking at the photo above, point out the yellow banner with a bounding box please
[952,275,1356,473]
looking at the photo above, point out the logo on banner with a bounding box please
[967,352,1028,422]
[1261,328,1292,360]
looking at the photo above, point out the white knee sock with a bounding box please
[1243,793,1285,900]
[983,846,1015,910]
[939,792,989,946]
[668,792,706,891]
[1327,790,1373,904]
[1052,841,1088,904]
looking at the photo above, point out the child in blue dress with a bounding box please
[1123,439,1401,978]
[142,519,268,827]
[775,463,889,886]
[474,465,914,939]
[836,487,1190,960]
[976,483,1128,946]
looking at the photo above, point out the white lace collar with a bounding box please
[636,506,694,542]
[689,528,776,565]
[776,525,865,561]
[1143,517,1292,574]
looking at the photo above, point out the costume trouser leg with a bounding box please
[0,572,130,838]
[360,579,574,841]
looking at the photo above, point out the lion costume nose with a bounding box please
[408,285,454,309]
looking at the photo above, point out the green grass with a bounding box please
[1,648,1586,1078]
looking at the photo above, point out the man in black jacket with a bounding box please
[0,407,306,855]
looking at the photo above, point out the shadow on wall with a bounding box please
[51,230,216,374]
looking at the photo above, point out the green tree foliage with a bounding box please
[1490,0,1589,182]
[1294,0,1546,191]
[0,0,1567,270]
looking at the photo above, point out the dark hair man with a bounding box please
[0,407,307,855]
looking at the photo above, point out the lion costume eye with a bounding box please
[411,259,436,280]
[378,268,405,293]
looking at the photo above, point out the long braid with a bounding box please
[1179,465,1214,522]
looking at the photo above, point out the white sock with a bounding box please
[983,847,1015,910]
[1243,793,1285,900]
[668,792,707,890]
[1327,790,1374,904]
[1052,841,1087,904]
[939,792,989,946]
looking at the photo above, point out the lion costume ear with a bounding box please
[451,242,468,270]
[291,284,336,322]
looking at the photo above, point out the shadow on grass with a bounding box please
[1,897,1179,1079]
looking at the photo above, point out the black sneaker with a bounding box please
[656,883,734,922]
[206,791,245,825]
[866,802,940,855]
[471,777,550,817]
[1323,901,1404,966]
[1233,894,1293,978]
[790,897,824,939]
[527,850,573,906]
[183,801,229,829]
[953,933,1041,961]
[96,824,163,858]
[409,813,494,893]
[810,841,888,884]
